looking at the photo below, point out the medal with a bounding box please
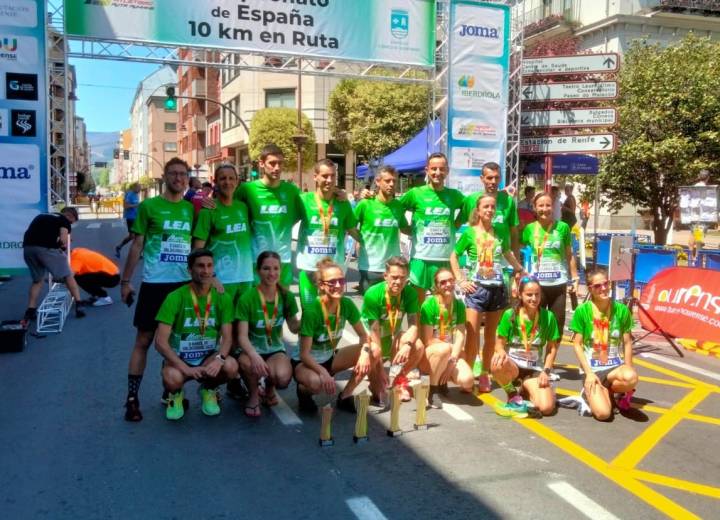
[438,299,454,342]
[189,286,212,336]
[315,192,334,239]
[476,227,495,278]
[533,222,555,273]
[519,308,539,353]
[258,288,279,348]
[591,302,611,364]
[385,287,400,338]
[320,298,342,353]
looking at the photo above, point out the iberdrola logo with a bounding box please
[458,75,475,89]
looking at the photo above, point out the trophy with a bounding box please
[319,403,334,447]
[353,390,370,444]
[386,385,403,437]
[414,375,430,430]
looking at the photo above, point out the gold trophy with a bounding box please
[386,385,403,437]
[319,403,334,447]
[414,375,430,430]
[353,390,370,444]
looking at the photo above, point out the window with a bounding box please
[164,142,178,152]
[223,95,241,130]
[164,122,176,132]
[265,89,296,108]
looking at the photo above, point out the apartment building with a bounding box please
[72,116,90,191]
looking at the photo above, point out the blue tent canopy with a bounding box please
[356,120,441,179]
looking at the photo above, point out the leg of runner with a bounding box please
[490,356,520,398]
[332,344,367,400]
[606,365,638,394]
[266,352,293,391]
[521,376,556,416]
[479,309,503,392]
[464,307,482,378]
[450,358,475,393]
[584,378,612,421]
[238,352,262,416]
[161,363,188,421]
[198,356,239,417]
[419,341,452,386]
[125,330,154,421]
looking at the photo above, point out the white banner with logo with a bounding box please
[447,1,510,191]
[65,0,436,68]
[0,0,48,274]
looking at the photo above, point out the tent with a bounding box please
[356,120,441,179]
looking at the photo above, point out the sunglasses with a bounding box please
[322,278,346,287]
[590,281,609,290]
[437,278,455,286]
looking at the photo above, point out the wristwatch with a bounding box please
[215,354,226,364]
[361,345,370,353]
[543,367,552,375]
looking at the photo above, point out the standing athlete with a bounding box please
[354,165,410,293]
[400,153,465,304]
[296,159,360,308]
[120,158,195,422]
[115,182,141,258]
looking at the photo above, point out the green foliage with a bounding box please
[595,34,720,244]
[328,79,431,158]
[248,108,316,172]
[93,167,110,188]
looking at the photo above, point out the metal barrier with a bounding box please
[36,283,73,334]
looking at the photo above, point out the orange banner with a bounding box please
[640,267,720,343]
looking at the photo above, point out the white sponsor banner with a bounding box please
[0,207,37,270]
[452,4,506,58]
[450,62,504,113]
[0,35,38,67]
[0,143,40,203]
[522,53,619,75]
[0,0,37,28]
[452,112,504,143]
[450,146,501,171]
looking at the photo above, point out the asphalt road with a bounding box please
[1,217,719,519]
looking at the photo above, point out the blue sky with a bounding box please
[71,58,163,133]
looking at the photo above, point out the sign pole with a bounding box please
[544,155,553,193]
[592,180,600,268]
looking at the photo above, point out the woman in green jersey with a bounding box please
[491,276,560,416]
[521,192,579,333]
[236,251,300,417]
[294,258,381,414]
[419,268,474,409]
[451,194,525,394]
[570,268,638,420]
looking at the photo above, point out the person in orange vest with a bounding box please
[70,247,120,306]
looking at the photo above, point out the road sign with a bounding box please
[522,82,617,102]
[520,134,616,155]
[522,53,619,75]
[525,154,599,175]
[521,108,617,128]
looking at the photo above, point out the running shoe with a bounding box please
[336,393,357,413]
[200,387,221,416]
[494,395,528,418]
[473,358,482,378]
[296,386,318,414]
[124,396,143,422]
[477,373,492,393]
[616,389,635,411]
[92,296,113,307]
[438,383,449,396]
[428,392,443,409]
[165,391,185,421]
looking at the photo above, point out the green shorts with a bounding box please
[223,282,253,308]
[409,259,450,291]
[254,262,294,288]
[299,270,318,309]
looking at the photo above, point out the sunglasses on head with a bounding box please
[322,277,346,287]
[519,275,539,285]
[590,281,609,290]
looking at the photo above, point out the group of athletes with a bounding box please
[118,143,639,423]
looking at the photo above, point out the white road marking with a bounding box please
[111,221,124,228]
[346,496,388,520]
[442,402,474,421]
[271,395,302,426]
[640,352,720,382]
[86,223,101,229]
[547,481,620,520]
[498,442,550,463]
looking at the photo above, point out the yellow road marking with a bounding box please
[630,470,720,500]
[478,393,701,519]
[638,376,696,389]
[634,359,720,391]
[611,388,711,470]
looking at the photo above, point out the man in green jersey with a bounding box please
[233,144,303,288]
[354,165,410,293]
[155,249,238,420]
[193,163,253,307]
[361,256,422,403]
[120,158,195,422]
[400,153,465,304]
[297,159,360,308]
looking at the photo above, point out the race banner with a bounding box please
[640,267,720,344]
[447,1,510,193]
[0,0,48,274]
[65,0,436,68]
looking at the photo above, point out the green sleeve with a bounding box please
[507,196,520,227]
[235,289,252,322]
[404,286,420,314]
[456,300,466,325]
[561,222,572,249]
[454,228,472,256]
[193,208,212,241]
[361,288,381,323]
[284,289,299,319]
[234,180,247,203]
[131,199,150,236]
[292,189,304,225]
[344,297,361,326]
[343,201,358,230]
[300,305,319,338]
[521,222,532,246]
[460,194,477,224]
[396,202,410,228]
[399,189,414,211]
[617,302,634,334]
[218,291,234,325]
[420,298,435,326]
[496,309,514,339]
[155,289,180,325]
[544,309,560,341]
[569,303,589,335]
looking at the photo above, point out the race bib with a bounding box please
[587,345,621,369]
[509,348,539,370]
[307,233,338,256]
[160,236,190,263]
[534,258,562,281]
[179,337,216,364]
[422,222,450,245]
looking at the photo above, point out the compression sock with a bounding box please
[501,382,517,397]
[127,374,143,400]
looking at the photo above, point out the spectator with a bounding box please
[70,247,120,306]
[192,182,213,215]
[184,177,202,202]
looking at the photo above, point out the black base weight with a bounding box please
[386,429,403,437]
[318,438,334,447]
[353,435,369,444]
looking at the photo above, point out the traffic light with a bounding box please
[113,148,119,159]
[164,86,177,111]
[123,150,130,160]
[250,161,259,179]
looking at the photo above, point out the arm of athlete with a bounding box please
[120,234,145,303]
[510,225,520,259]
[538,339,559,388]
[237,321,269,377]
[352,321,372,377]
[573,333,601,395]
[300,334,335,395]
[204,322,233,378]
[440,323,466,385]
[393,314,419,365]
[155,323,205,379]
[502,250,526,277]
[622,332,634,369]
[450,250,477,295]
[286,314,300,335]
[491,335,509,371]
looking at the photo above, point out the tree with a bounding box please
[248,108,316,174]
[93,167,110,188]
[597,35,720,244]
[328,79,431,159]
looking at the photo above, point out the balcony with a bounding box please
[653,0,720,17]
[524,1,577,39]
[191,78,206,98]
[205,143,221,160]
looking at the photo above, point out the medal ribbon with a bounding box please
[439,299,454,342]
[320,298,342,352]
[533,222,555,270]
[258,288,279,347]
[590,302,611,355]
[315,192,334,237]
[476,228,495,275]
[189,286,212,337]
[519,309,539,353]
[385,288,400,338]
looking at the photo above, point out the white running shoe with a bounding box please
[92,296,113,307]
